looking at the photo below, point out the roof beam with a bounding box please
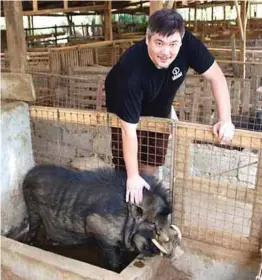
[23,3,107,16]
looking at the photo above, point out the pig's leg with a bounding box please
[102,245,122,272]
[24,195,42,244]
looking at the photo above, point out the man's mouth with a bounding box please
[158,57,171,63]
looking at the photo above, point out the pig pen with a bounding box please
[1,105,262,280]
[1,105,176,280]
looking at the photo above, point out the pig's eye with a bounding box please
[143,244,149,251]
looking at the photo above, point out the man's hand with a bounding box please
[213,120,235,143]
[126,174,150,204]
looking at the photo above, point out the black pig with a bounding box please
[22,165,180,271]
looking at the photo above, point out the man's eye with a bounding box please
[156,42,162,46]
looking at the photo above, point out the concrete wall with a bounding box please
[1,236,163,280]
[1,101,34,235]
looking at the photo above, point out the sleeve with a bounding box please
[185,32,215,74]
[105,67,143,124]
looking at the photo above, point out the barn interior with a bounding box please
[1,1,262,279]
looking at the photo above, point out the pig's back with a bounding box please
[22,164,127,213]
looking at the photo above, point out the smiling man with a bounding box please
[105,9,235,205]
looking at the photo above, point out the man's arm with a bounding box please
[120,119,150,204]
[202,61,235,142]
[121,120,139,177]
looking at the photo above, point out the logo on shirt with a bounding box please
[172,67,182,81]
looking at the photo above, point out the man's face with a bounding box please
[146,32,182,69]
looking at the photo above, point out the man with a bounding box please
[105,9,235,205]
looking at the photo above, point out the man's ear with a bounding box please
[146,32,149,45]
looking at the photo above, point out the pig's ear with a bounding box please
[130,204,144,221]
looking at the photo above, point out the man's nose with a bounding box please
[161,46,170,56]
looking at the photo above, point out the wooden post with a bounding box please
[164,0,175,9]
[173,0,177,9]
[73,23,76,39]
[33,0,38,12]
[3,0,27,73]
[234,0,244,41]
[240,0,247,79]
[244,0,250,30]
[27,16,31,35]
[81,23,84,37]
[31,16,34,37]
[194,3,197,33]
[231,34,239,76]
[234,0,248,79]
[64,0,68,10]
[150,1,163,15]
[27,16,31,48]
[104,0,112,41]
[55,25,58,45]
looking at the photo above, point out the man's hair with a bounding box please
[147,9,185,38]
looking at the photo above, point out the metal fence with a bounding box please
[29,106,175,192]
[29,106,262,257]
[173,122,262,254]
[26,70,262,132]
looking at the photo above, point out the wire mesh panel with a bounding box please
[174,73,262,131]
[91,46,121,66]
[0,52,50,73]
[49,47,95,75]
[30,71,108,111]
[29,106,175,193]
[173,122,262,254]
[29,70,262,133]
[29,105,262,256]
[69,66,110,111]
[26,52,50,73]
[29,107,112,170]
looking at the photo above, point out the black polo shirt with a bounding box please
[105,30,214,124]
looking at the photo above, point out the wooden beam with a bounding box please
[64,0,68,10]
[194,2,197,33]
[231,34,239,76]
[29,106,171,134]
[23,4,107,16]
[149,1,163,15]
[3,1,27,73]
[234,0,244,41]
[104,0,112,41]
[164,0,175,9]
[33,0,38,11]
[240,0,247,78]
[244,0,250,30]
[176,121,262,150]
